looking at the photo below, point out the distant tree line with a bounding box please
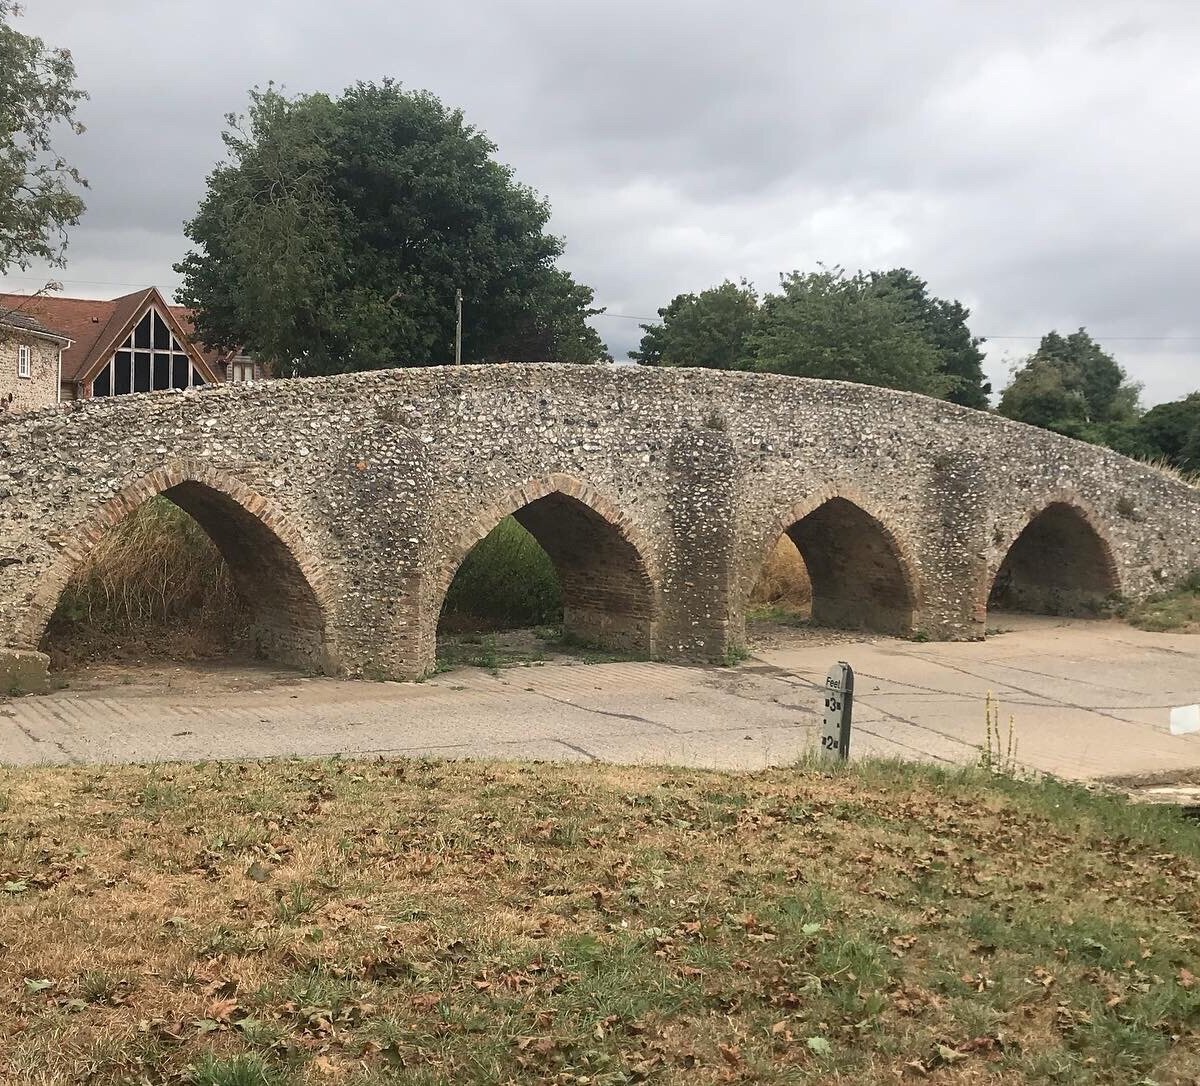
[633,271,1200,476]
[631,267,990,408]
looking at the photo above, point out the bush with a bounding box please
[440,517,563,630]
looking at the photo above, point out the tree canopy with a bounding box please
[633,266,987,404]
[176,82,606,374]
[0,1,87,274]
[997,329,1141,443]
[629,280,757,369]
[866,268,990,407]
[1131,392,1200,473]
[746,269,949,395]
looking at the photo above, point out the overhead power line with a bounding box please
[593,311,1200,342]
[0,274,181,289]
[4,275,1199,343]
[981,335,1200,342]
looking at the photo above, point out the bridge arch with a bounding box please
[24,462,335,672]
[987,496,1121,617]
[741,487,920,636]
[430,473,660,657]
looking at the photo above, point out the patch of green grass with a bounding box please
[134,770,185,813]
[722,643,751,666]
[275,882,318,923]
[78,969,130,1005]
[440,516,562,629]
[198,924,272,957]
[189,1052,293,1086]
[747,602,811,628]
[1124,568,1200,632]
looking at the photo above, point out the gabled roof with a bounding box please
[0,304,73,344]
[0,289,223,385]
[166,305,230,374]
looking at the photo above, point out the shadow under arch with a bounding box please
[744,489,920,636]
[988,499,1121,616]
[432,473,660,655]
[25,462,336,673]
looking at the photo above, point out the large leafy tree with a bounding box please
[744,268,949,396]
[630,280,758,369]
[177,82,606,374]
[998,329,1141,443]
[0,1,87,274]
[867,268,989,408]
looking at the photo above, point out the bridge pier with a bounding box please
[655,427,738,662]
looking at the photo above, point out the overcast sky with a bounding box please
[4,0,1199,403]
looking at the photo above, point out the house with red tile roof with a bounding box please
[0,287,264,412]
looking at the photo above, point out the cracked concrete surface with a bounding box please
[2,616,1198,781]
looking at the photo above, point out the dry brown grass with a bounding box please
[41,498,250,668]
[1139,455,1200,488]
[750,535,812,610]
[1,758,1198,1084]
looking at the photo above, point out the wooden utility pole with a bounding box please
[455,289,463,364]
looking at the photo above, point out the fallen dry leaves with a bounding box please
[0,757,1197,1083]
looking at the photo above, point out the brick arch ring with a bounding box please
[977,489,1123,614]
[735,482,924,618]
[428,472,663,611]
[19,460,336,650]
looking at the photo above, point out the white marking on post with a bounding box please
[820,661,854,761]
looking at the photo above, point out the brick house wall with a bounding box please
[0,330,61,415]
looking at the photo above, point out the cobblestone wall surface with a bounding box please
[2,364,1198,687]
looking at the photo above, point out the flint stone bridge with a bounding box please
[2,365,1199,692]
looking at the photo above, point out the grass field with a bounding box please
[1,758,1198,1084]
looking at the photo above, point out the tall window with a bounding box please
[17,345,31,379]
[91,308,206,397]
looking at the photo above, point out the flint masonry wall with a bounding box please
[2,364,1199,691]
[0,332,60,415]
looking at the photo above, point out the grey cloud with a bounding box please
[3,0,1199,403]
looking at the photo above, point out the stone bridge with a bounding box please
[2,365,1199,691]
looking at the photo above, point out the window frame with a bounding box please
[90,304,205,398]
[17,344,32,379]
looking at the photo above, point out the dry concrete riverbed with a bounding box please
[2,615,1199,784]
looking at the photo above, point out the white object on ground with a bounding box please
[1169,704,1200,736]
